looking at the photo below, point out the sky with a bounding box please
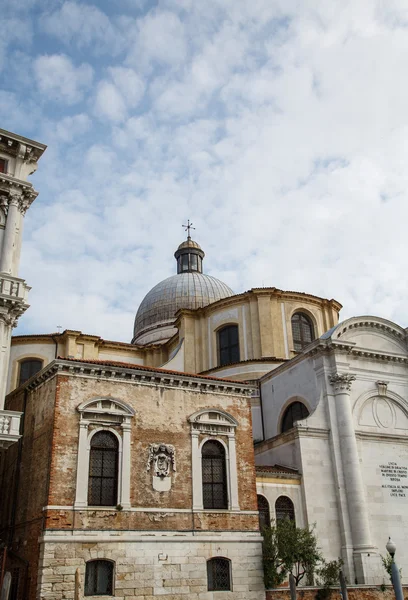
[1,0,408,342]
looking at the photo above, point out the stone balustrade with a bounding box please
[0,409,22,449]
[0,274,30,302]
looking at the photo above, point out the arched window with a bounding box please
[85,560,114,596]
[202,440,228,509]
[257,494,271,530]
[88,431,119,507]
[207,558,231,591]
[275,496,295,522]
[18,358,43,386]
[218,325,240,367]
[291,312,315,351]
[281,401,310,433]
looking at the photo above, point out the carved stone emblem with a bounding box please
[147,443,176,491]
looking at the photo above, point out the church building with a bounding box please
[1,128,407,600]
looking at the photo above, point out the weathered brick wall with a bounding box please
[1,369,263,599]
[46,373,259,530]
[1,380,58,600]
[266,586,408,600]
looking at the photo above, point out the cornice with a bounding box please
[355,431,408,443]
[175,287,342,321]
[0,128,47,153]
[334,317,406,342]
[24,358,256,397]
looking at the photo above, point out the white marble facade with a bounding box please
[256,316,408,586]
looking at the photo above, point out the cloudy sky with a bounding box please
[2,0,407,341]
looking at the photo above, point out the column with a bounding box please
[330,373,378,582]
[74,421,89,507]
[0,196,20,275]
[191,432,203,509]
[120,421,131,509]
[227,434,240,510]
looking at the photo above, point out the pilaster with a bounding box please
[329,372,382,584]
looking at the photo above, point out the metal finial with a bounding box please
[182,219,195,240]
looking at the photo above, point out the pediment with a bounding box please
[77,397,135,417]
[189,409,238,427]
[333,317,407,355]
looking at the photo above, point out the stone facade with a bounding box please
[256,316,408,586]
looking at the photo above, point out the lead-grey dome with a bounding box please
[132,236,234,345]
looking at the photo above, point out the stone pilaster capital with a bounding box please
[329,372,356,392]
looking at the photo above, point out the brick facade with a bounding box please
[0,360,264,600]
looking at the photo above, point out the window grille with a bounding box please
[257,494,271,530]
[291,312,315,351]
[18,359,43,386]
[85,560,114,596]
[207,558,231,591]
[202,440,228,509]
[281,402,309,433]
[275,495,295,523]
[218,325,240,366]
[88,431,119,506]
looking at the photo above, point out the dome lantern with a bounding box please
[174,238,205,274]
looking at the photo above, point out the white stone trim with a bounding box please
[43,505,259,514]
[74,398,134,509]
[39,530,263,543]
[189,409,240,511]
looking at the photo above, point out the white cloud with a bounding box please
[108,67,145,107]
[0,17,32,71]
[126,10,187,70]
[9,0,408,342]
[34,54,93,104]
[94,81,127,123]
[40,1,122,54]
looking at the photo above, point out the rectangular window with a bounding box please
[0,159,7,174]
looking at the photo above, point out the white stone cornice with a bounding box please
[24,358,256,397]
[329,373,356,392]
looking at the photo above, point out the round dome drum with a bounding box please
[132,272,234,345]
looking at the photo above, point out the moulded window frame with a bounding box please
[290,311,316,352]
[75,398,134,510]
[207,556,232,592]
[189,409,240,511]
[84,559,115,597]
[216,323,240,367]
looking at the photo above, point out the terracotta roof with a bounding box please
[58,356,253,386]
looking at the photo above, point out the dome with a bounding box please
[132,233,234,345]
[132,272,234,345]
